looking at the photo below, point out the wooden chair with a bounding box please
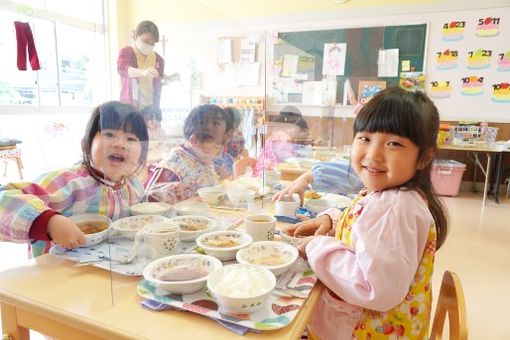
[430,271,468,340]
[0,145,23,180]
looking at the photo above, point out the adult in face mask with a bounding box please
[117,20,179,109]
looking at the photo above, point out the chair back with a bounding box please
[430,270,468,340]
[233,156,257,178]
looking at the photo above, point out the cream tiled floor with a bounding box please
[0,191,509,339]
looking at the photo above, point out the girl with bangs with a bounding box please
[289,87,448,339]
[0,101,148,257]
[146,104,233,204]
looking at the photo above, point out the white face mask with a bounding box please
[136,40,154,55]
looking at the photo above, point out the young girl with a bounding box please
[254,106,310,176]
[147,104,233,203]
[0,101,148,256]
[291,87,448,339]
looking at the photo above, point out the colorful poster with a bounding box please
[399,72,425,92]
[322,43,346,76]
[491,82,510,103]
[497,51,510,72]
[436,49,458,70]
[467,48,492,69]
[441,20,465,41]
[476,17,500,37]
[461,76,484,96]
[429,80,452,98]
[358,80,386,105]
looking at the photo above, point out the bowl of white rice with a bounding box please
[207,264,276,313]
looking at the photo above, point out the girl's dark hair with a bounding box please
[183,104,233,141]
[354,87,448,249]
[275,105,309,131]
[136,20,159,42]
[81,101,149,176]
[141,105,162,122]
[224,107,242,128]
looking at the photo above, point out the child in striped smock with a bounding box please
[289,88,449,339]
[0,101,148,257]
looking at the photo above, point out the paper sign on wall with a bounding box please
[217,38,232,64]
[377,49,399,77]
[461,75,484,96]
[282,54,298,77]
[491,82,510,102]
[436,49,458,70]
[322,43,346,76]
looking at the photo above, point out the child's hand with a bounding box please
[297,236,316,259]
[142,67,159,78]
[271,172,311,205]
[47,215,86,249]
[173,183,185,200]
[287,215,333,237]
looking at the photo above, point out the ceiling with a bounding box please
[125,0,510,28]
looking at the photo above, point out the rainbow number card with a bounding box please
[467,48,492,70]
[476,17,500,37]
[436,49,458,70]
[429,80,452,99]
[441,20,465,41]
[497,51,510,72]
[491,82,510,103]
[461,76,484,96]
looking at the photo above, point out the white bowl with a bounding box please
[236,241,299,276]
[227,189,256,207]
[196,231,253,261]
[304,199,337,214]
[207,264,276,313]
[278,227,308,248]
[111,215,168,239]
[173,201,209,216]
[129,202,171,216]
[144,254,222,294]
[197,186,226,205]
[168,215,217,241]
[68,213,112,247]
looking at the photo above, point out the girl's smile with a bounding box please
[351,132,421,192]
[90,129,142,181]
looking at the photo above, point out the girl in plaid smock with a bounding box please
[0,102,148,256]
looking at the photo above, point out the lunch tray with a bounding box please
[50,215,243,276]
[137,259,317,331]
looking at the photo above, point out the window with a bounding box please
[0,1,105,107]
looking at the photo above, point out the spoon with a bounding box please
[73,252,138,267]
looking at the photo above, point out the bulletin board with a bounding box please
[424,7,510,122]
[274,23,427,103]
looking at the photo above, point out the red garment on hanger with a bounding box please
[14,21,41,71]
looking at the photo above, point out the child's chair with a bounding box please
[233,156,257,178]
[430,270,468,340]
[0,145,23,180]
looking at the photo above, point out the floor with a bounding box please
[0,189,509,339]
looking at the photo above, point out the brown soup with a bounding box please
[77,221,108,234]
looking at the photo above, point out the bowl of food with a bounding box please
[197,185,226,205]
[111,215,168,239]
[236,241,299,276]
[168,215,216,241]
[278,226,308,247]
[143,254,222,294]
[173,201,209,216]
[304,199,337,214]
[207,264,276,313]
[196,231,253,261]
[68,213,112,247]
[227,189,256,208]
[129,202,171,216]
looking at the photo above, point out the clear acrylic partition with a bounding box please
[104,3,371,306]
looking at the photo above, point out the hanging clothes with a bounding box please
[14,21,41,71]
